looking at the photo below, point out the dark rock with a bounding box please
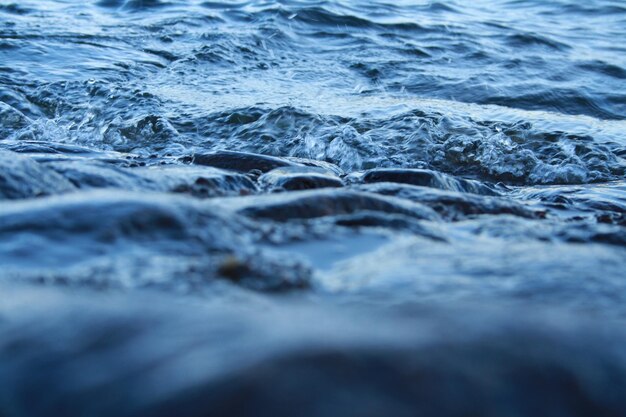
[259,166,343,192]
[597,213,626,226]
[188,150,299,173]
[331,212,446,240]
[351,168,499,196]
[135,165,258,197]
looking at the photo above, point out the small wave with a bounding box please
[577,60,626,80]
[282,6,425,32]
[505,33,571,51]
[96,0,173,11]
[482,88,626,121]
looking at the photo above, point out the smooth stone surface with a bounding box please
[284,157,345,176]
[136,165,258,198]
[351,168,499,196]
[187,150,300,173]
[4,140,113,156]
[259,166,344,192]
[1,141,133,165]
[329,212,447,240]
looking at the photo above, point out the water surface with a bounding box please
[1,1,626,416]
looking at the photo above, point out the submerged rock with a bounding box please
[210,189,440,222]
[43,160,258,198]
[4,140,115,156]
[259,166,343,192]
[330,212,447,240]
[458,216,626,248]
[136,165,258,198]
[513,182,626,217]
[357,183,539,220]
[0,150,75,200]
[284,157,345,176]
[350,168,499,196]
[0,192,310,292]
[1,140,132,165]
[44,160,154,191]
[187,150,299,173]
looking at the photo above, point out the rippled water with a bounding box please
[1,1,626,416]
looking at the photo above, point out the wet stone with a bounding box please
[511,182,626,219]
[187,150,300,173]
[0,191,311,292]
[44,160,155,191]
[456,216,626,248]
[134,165,258,197]
[43,161,258,197]
[4,140,110,156]
[259,166,344,192]
[562,223,626,247]
[351,168,499,196]
[284,157,345,176]
[330,212,447,241]
[1,140,133,166]
[597,213,626,227]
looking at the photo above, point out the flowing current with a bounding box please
[1,1,626,416]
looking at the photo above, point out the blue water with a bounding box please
[1,1,626,416]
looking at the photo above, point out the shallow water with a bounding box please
[1,1,626,416]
